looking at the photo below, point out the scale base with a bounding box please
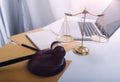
[73,46,89,56]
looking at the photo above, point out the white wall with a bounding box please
[69,0,112,19]
[26,0,112,28]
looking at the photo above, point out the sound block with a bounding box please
[27,58,66,76]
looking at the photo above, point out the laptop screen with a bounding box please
[95,0,120,38]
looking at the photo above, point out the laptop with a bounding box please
[67,0,120,41]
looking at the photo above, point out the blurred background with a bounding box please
[0,0,112,47]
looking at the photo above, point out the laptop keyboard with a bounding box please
[78,22,100,36]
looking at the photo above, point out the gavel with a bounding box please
[0,41,66,76]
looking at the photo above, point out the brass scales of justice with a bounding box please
[56,8,108,56]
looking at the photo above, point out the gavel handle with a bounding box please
[0,54,33,67]
[0,44,39,67]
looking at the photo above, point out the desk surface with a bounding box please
[9,28,44,48]
[7,17,120,82]
[0,43,71,82]
[58,18,120,82]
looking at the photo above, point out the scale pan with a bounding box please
[91,35,108,43]
[56,35,74,43]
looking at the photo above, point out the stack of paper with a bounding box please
[26,30,57,50]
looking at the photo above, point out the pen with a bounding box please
[21,44,39,51]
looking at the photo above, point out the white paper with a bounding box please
[26,30,57,50]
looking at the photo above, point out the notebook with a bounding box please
[26,30,57,50]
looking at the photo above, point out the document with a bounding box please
[26,30,57,50]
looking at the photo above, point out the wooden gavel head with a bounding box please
[27,41,66,76]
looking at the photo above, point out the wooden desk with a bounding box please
[9,28,44,48]
[0,43,71,82]
[0,27,79,82]
[10,28,80,51]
